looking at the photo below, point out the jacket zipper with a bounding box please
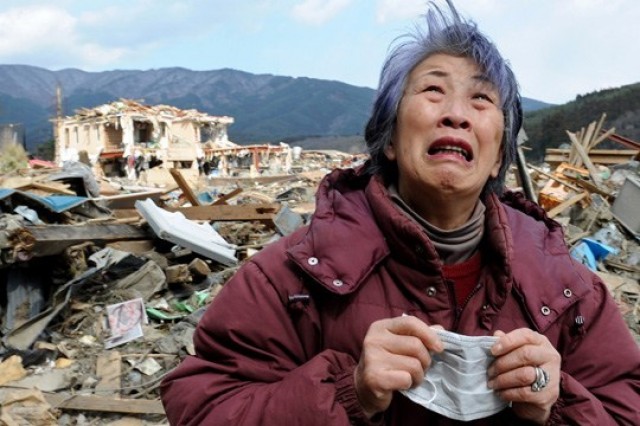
[450,280,483,332]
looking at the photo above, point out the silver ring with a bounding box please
[531,366,550,392]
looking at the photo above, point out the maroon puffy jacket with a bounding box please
[161,168,640,425]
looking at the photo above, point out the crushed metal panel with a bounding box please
[611,175,640,238]
[135,198,237,266]
[273,204,304,236]
[3,266,47,333]
[4,266,100,350]
[0,188,96,213]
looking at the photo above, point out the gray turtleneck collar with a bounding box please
[388,184,485,264]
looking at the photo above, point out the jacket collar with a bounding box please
[286,168,390,295]
[287,170,591,330]
[497,192,592,332]
[286,168,468,294]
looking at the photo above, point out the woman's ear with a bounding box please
[490,147,503,179]
[384,141,396,161]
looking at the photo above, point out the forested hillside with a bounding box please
[524,82,640,162]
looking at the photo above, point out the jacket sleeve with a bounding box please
[548,274,640,425]
[160,260,374,426]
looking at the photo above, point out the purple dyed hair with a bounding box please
[364,0,522,197]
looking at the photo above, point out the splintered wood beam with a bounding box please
[212,187,243,205]
[44,394,165,415]
[115,203,282,224]
[589,127,616,150]
[566,131,603,189]
[588,114,607,150]
[526,163,582,192]
[566,176,614,200]
[165,203,281,223]
[25,224,150,257]
[569,129,583,165]
[544,148,638,166]
[547,191,588,219]
[582,121,597,151]
[17,182,76,195]
[169,168,201,206]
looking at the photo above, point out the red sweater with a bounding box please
[442,251,482,307]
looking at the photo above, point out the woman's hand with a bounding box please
[488,328,561,424]
[354,316,444,418]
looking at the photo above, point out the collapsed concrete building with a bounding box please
[52,99,235,181]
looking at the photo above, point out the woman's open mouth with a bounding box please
[427,139,473,162]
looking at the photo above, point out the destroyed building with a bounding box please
[52,99,235,181]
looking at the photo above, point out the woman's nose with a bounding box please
[439,99,471,130]
[441,115,470,129]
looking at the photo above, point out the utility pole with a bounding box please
[53,83,63,163]
[515,128,537,202]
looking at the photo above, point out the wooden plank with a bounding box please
[547,191,588,218]
[106,240,155,254]
[26,224,150,257]
[112,209,141,220]
[212,187,243,205]
[28,224,148,242]
[566,131,603,188]
[569,129,583,165]
[604,259,640,274]
[546,148,638,155]
[590,127,616,150]
[113,203,281,223]
[544,148,638,167]
[566,176,615,200]
[588,114,607,150]
[29,182,76,195]
[44,394,165,415]
[95,351,122,396]
[582,121,596,151]
[242,191,276,203]
[206,174,299,188]
[98,190,164,210]
[169,168,201,207]
[527,163,582,192]
[165,203,280,222]
[85,216,141,225]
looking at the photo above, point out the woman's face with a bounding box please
[385,53,504,215]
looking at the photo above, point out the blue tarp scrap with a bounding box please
[570,237,619,271]
[0,188,91,213]
[197,191,216,205]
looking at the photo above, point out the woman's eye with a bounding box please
[423,85,443,94]
[473,93,495,103]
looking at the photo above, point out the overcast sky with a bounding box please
[0,0,637,104]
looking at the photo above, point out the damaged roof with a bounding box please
[62,98,234,125]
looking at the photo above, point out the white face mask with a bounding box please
[401,329,510,421]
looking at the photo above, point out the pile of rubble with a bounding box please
[516,115,639,346]
[0,120,638,424]
[0,145,362,425]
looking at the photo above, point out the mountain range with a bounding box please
[0,65,553,153]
